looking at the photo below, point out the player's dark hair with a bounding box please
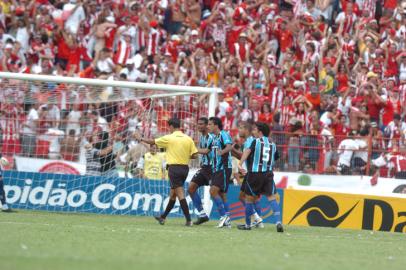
[168,118,181,128]
[255,122,270,137]
[209,117,223,130]
[198,117,209,125]
[239,121,253,132]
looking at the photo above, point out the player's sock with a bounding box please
[213,195,226,216]
[179,199,191,222]
[161,199,176,219]
[254,201,262,217]
[223,201,230,216]
[0,181,6,205]
[191,192,204,214]
[269,199,281,224]
[245,203,254,227]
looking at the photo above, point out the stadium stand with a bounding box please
[0,0,406,177]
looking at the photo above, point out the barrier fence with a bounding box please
[1,111,406,178]
[255,130,405,178]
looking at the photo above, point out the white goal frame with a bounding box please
[0,71,222,216]
[0,72,221,117]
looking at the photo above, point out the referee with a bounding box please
[136,118,198,226]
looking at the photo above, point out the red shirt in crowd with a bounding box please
[333,122,349,144]
[55,35,70,60]
[384,0,397,9]
[258,112,273,124]
[104,28,117,50]
[367,98,383,121]
[224,86,239,105]
[251,93,270,106]
[336,72,349,92]
[382,100,395,126]
[275,28,293,53]
[305,93,321,110]
[156,106,170,133]
[66,46,81,73]
[386,51,399,77]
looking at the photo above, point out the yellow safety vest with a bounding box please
[144,152,165,180]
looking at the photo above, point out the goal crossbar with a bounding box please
[0,72,221,117]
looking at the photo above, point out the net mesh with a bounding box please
[0,76,210,216]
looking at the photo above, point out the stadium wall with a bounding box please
[10,156,406,197]
[3,170,405,232]
[273,172,406,197]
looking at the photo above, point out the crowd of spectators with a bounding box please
[0,0,406,177]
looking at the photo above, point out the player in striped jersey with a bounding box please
[232,121,263,228]
[208,117,233,228]
[188,117,214,225]
[237,122,283,232]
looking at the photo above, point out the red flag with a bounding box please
[370,172,379,186]
[276,176,288,189]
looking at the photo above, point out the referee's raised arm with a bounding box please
[135,118,198,226]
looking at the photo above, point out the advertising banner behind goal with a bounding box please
[2,170,283,224]
[283,189,406,233]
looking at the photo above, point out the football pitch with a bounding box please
[0,211,405,270]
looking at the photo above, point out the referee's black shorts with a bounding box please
[211,168,232,193]
[244,171,276,197]
[191,165,212,187]
[168,165,189,189]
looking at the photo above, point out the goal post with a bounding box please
[0,71,220,217]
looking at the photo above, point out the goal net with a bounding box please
[0,72,218,217]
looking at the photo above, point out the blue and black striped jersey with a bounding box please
[211,130,233,172]
[246,137,279,173]
[242,136,255,151]
[199,133,214,167]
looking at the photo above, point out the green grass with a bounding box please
[0,211,405,270]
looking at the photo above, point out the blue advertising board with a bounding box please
[2,171,283,223]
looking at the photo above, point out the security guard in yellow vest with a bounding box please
[136,144,167,180]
